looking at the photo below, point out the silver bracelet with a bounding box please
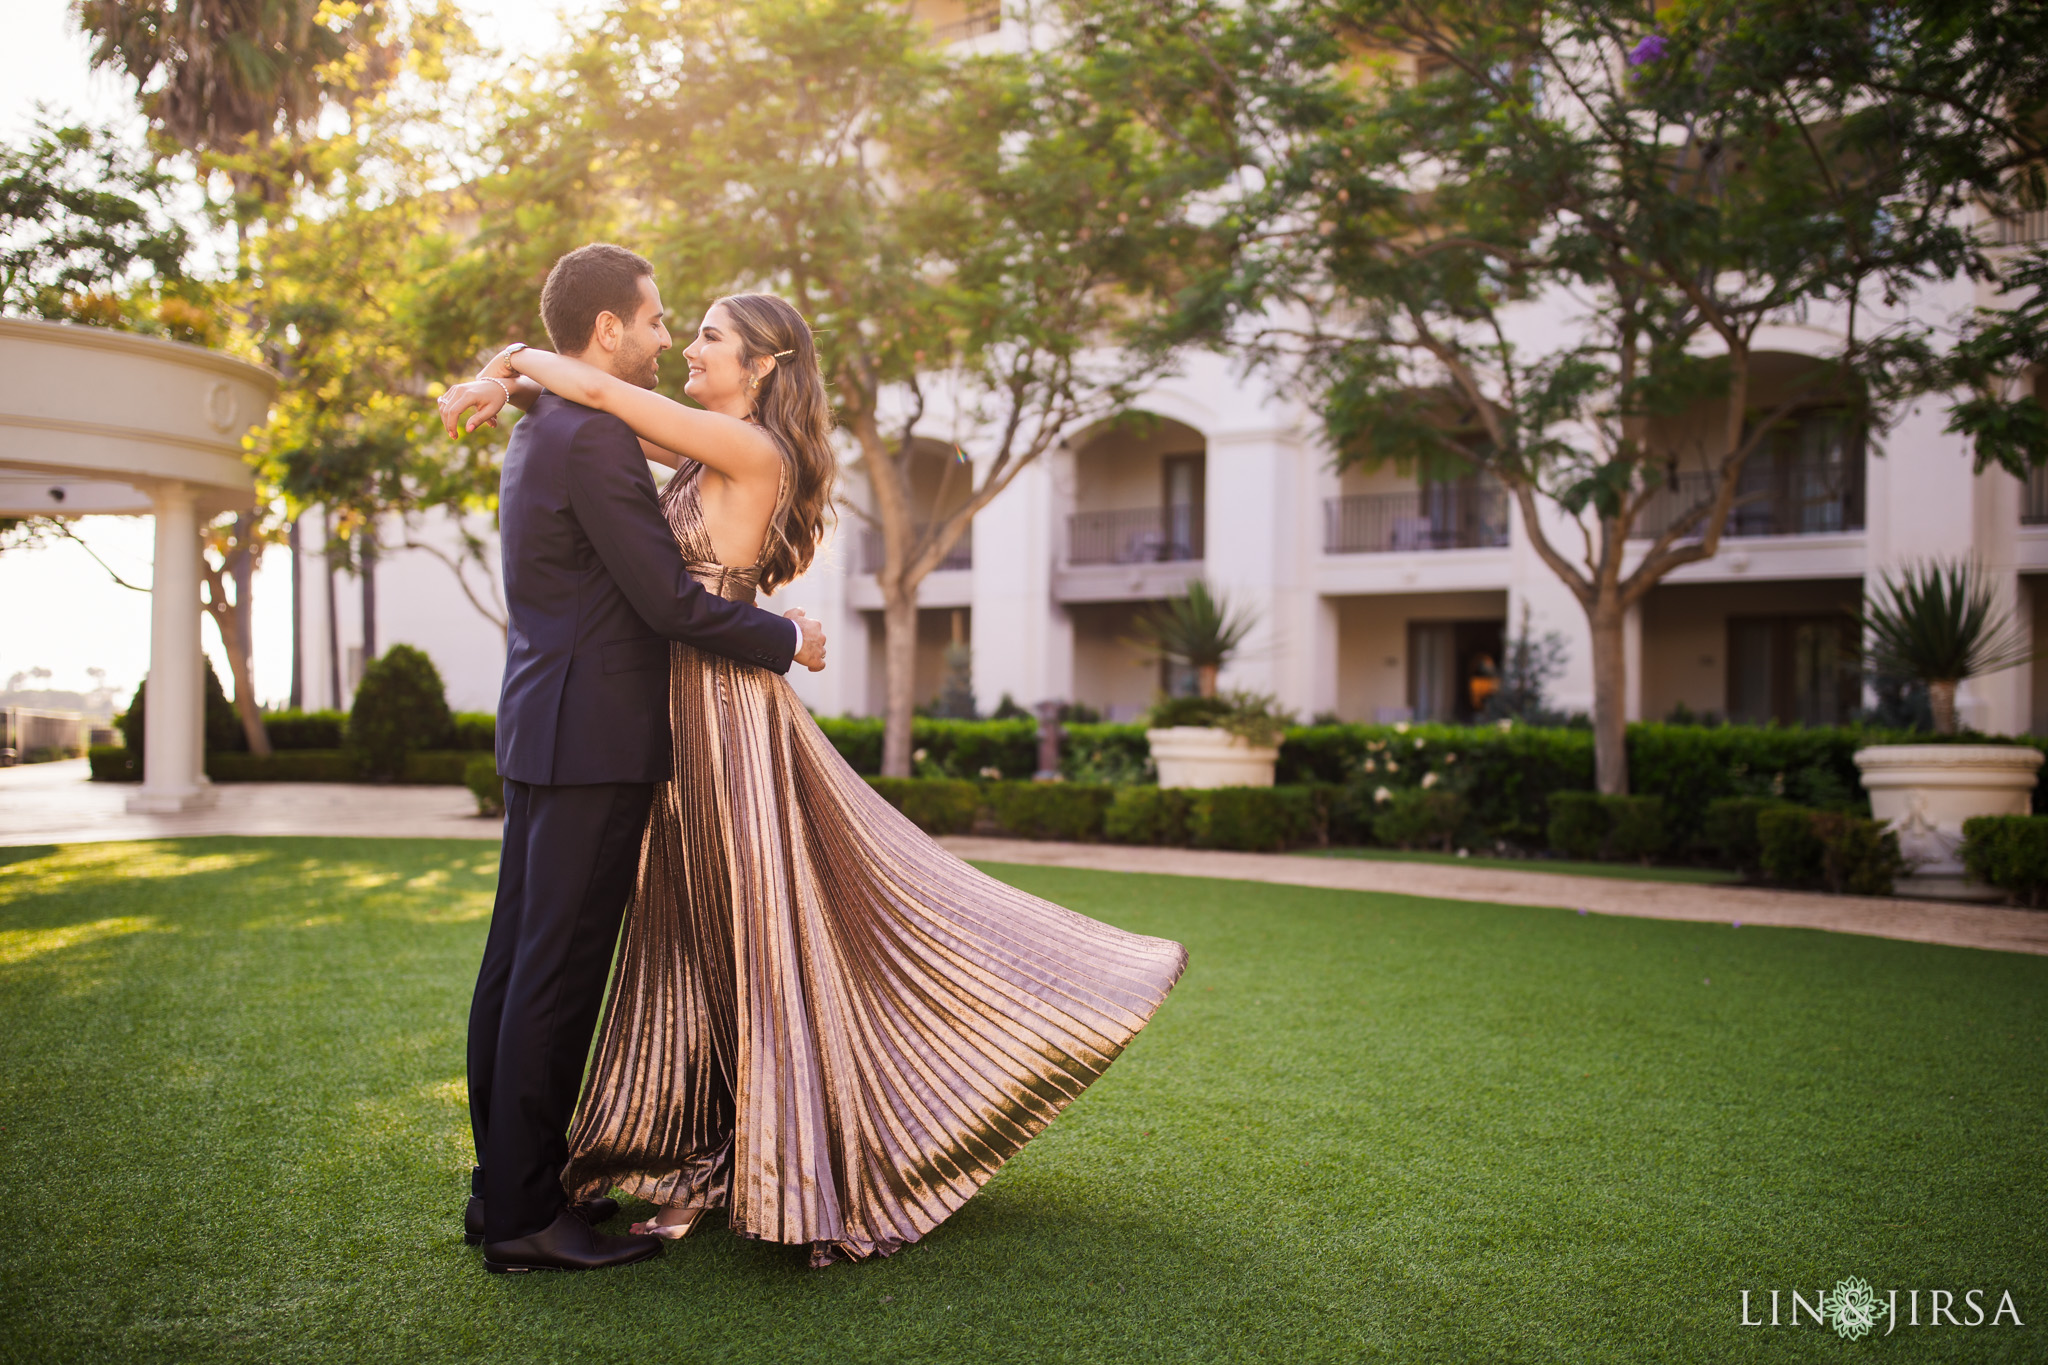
[485,376,513,404]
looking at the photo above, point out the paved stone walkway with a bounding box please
[5,760,2041,956]
[937,837,2048,958]
[0,758,498,845]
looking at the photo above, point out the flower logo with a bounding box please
[1824,1277,1880,1341]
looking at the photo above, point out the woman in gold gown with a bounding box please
[461,294,1185,1266]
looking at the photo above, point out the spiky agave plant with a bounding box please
[1131,580,1257,698]
[1859,560,2034,734]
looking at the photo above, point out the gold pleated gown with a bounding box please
[561,462,1187,1265]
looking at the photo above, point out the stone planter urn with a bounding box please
[1146,726,1279,789]
[1853,744,2044,900]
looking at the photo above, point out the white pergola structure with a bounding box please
[0,318,277,812]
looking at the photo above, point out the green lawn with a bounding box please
[0,838,2041,1363]
[1298,846,1742,884]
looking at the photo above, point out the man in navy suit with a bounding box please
[459,244,827,1273]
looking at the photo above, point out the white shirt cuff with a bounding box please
[791,617,805,658]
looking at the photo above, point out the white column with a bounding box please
[130,481,216,812]
[1311,593,1340,719]
[971,451,1069,709]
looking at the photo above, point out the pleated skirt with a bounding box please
[561,632,1187,1264]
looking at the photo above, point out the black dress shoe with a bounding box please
[465,1195,620,1246]
[482,1209,663,1274]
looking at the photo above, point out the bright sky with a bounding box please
[0,0,596,708]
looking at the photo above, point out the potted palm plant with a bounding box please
[1133,582,1289,788]
[1852,560,2042,899]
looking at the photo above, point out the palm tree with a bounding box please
[1131,580,1257,699]
[72,0,390,214]
[1859,560,2034,735]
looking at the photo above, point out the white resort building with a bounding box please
[289,220,2048,741]
[274,7,2047,738]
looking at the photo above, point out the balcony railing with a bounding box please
[1995,209,2048,246]
[859,525,972,574]
[2026,466,2048,526]
[932,5,1000,41]
[1066,505,1203,565]
[1323,484,1509,554]
[1630,464,1865,540]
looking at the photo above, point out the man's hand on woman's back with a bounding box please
[786,610,827,672]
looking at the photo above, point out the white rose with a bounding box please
[1374,786,1393,804]
[1421,771,1439,789]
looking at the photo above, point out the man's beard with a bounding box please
[619,337,661,389]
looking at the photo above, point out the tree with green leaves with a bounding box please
[73,0,404,229]
[1106,0,2046,791]
[444,0,1218,775]
[0,117,206,336]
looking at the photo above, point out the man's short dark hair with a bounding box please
[539,243,654,353]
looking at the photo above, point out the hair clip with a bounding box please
[772,349,795,358]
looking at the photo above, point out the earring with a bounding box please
[749,373,762,394]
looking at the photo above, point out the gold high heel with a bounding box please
[630,1206,708,1240]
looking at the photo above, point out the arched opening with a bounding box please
[1067,412,1207,566]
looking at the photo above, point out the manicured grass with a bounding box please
[0,838,2042,1363]
[1299,846,1743,884]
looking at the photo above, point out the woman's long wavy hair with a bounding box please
[716,292,836,594]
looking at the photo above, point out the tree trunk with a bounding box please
[288,515,304,711]
[203,587,273,757]
[1197,663,1218,698]
[881,586,920,777]
[1586,594,1629,794]
[233,511,255,705]
[1929,679,1958,735]
[360,533,379,662]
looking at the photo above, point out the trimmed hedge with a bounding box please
[983,781,1116,841]
[264,711,347,750]
[866,777,982,834]
[347,645,454,780]
[810,718,2048,842]
[815,717,1038,780]
[1700,797,1794,876]
[88,745,138,782]
[207,751,357,783]
[1286,721,2048,842]
[1372,789,1466,851]
[465,754,504,817]
[1961,815,2048,907]
[1105,784,1333,852]
[1546,793,1667,863]
[1060,723,1154,784]
[1757,807,1902,896]
[249,710,494,753]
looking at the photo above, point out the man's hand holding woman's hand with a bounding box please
[785,609,827,672]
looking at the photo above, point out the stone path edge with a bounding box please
[937,836,2048,959]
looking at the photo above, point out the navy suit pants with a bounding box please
[467,777,654,1242]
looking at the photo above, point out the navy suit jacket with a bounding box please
[495,392,796,785]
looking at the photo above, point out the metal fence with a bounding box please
[1066,505,1204,565]
[858,525,973,574]
[1,707,91,764]
[1322,484,1509,554]
[1630,464,1865,540]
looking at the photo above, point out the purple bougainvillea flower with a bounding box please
[1628,34,1667,66]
